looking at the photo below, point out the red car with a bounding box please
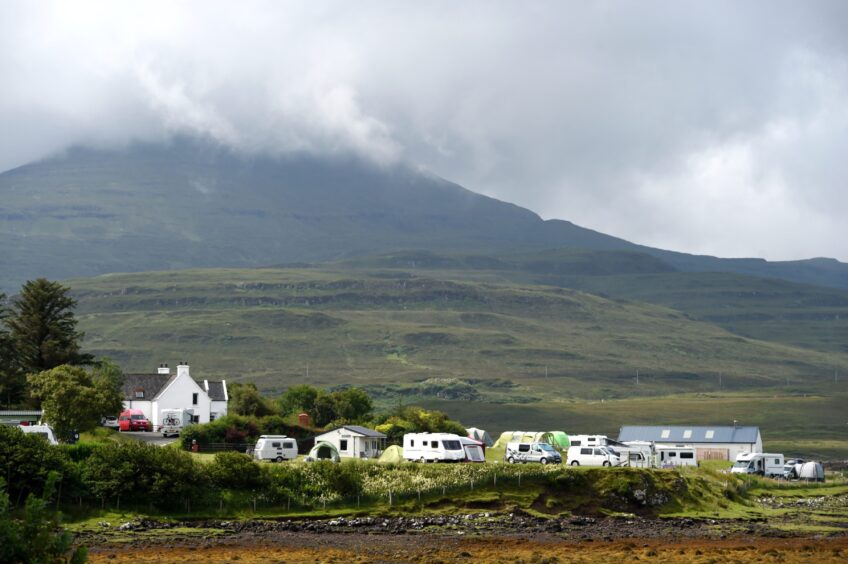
[118,409,152,432]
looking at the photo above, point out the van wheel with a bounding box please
[603,461,611,467]
[276,456,283,463]
[570,461,580,466]
[540,458,549,465]
[508,456,515,464]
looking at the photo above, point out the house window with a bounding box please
[705,430,715,439]
[340,439,348,451]
[134,389,144,399]
[210,413,216,422]
[683,430,692,439]
[661,429,671,439]
[192,415,199,423]
[192,393,198,405]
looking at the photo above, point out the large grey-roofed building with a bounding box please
[618,425,762,461]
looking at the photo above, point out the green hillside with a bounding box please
[70,266,848,403]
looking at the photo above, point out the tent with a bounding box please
[492,431,569,450]
[460,437,486,462]
[308,441,341,463]
[378,445,405,464]
[798,461,825,482]
[466,427,494,447]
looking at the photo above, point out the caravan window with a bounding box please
[668,451,677,457]
[283,441,294,449]
[340,439,348,451]
[571,440,581,446]
[409,440,414,447]
[518,444,530,452]
[680,452,694,459]
[271,442,281,448]
[442,440,462,451]
[580,448,592,455]
[431,441,438,448]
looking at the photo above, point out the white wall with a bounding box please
[154,366,211,427]
[210,400,228,420]
[121,400,153,421]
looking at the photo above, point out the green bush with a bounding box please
[205,452,265,491]
[0,425,77,503]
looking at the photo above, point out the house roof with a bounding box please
[206,381,227,401]
[336,425,386,438]
[121,373,173,400]
[618,425,760,444]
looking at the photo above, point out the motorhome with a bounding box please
[615,444,656,468]
[403,433,467,463]
[505,442,562,465]
[567,435,609,448]
[567,445,621,466]
[655,444,698,467]
[731,452,784,477]
[253,435,298,462]
[159,409,193,437]
[19,424,58,445]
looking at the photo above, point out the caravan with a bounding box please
[731,452,784,477]
[403,433,466,463]
[253,435,298,462]
[656,444,697,467]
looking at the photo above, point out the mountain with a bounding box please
[2,137,847,292]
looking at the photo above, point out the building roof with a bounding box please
[337,425,386,438]
[0,410,43,416]
[618,425,760,444]
[121,373,173,400]
[206,380,227,401]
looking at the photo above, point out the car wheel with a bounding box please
[540,457,548,465]
[276,456,283,463]
[571,461,580,466]
[603,461,611,467]
[508,456,515,464]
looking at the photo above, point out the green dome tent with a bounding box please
[466,427,494,447]
[308,441,341,462]
[378,444,405,464]
[492,430,570,451]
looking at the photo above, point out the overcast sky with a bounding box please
[2,1,847,261]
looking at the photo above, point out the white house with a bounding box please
[617,425,762,461]
[121,362,228,429]
[314,425,387,459]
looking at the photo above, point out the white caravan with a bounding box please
[253,435,298,462]
[505,442,562,465]
[567,445,622,467]
[567,435,609,448]
[403,433,466,463]
[19,424,59,445]
[160,409,192,437]
[656,444,698,467]
[731,452,784,477]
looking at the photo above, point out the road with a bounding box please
[118,431,178,447]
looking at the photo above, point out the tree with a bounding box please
[0,292,24,407]
[228,382,274,417]
[7,279,92,377]
[333,388,373,421]
[279,384,320,416]
[28,364,123,441]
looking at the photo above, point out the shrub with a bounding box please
[0,425,76,503]
[205,452,265,491]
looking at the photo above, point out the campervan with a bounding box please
[567,445,621,466]
[615,444,656,468]
[253,435,298,462]
[655,444,697,467]
[505,442,562,465]
[160,409,192,437]
[731,452,784,477]
[19,424,58,445]
[118,409,152,432]
[403,433,466,463]
[567,435,609,448]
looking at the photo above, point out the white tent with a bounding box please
[798,461,825,482]
[308,441,341,463]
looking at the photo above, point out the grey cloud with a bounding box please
[1,0,846,260]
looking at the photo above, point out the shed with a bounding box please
[314,425,387,459]
[618,425,762,461]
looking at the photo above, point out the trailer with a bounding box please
[403,433,466,463]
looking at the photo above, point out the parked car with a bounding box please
[505,442,562,465]
[253,435,298,462]
[118,409,152,432]
[783,458,806,479]
[101,415,119,429]
[567,445,622,466]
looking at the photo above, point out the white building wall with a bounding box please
[210,400,228,420]
[122,400,153,422]
[154,366,212,427]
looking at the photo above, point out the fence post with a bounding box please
[417,489,421,502]
[389,490,392,506]
[470,479,474,491]
[357,495,360,509]
[494,473,497,487]
[518,472,521,487]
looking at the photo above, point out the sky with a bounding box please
[1,1,847,261]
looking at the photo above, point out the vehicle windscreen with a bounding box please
[604,447,620,456]
[131,414,146,420]
[539,444,556,452]
[442,440,462,450]
[732,461,750,468]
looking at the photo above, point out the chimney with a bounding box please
[157,363,170,375]
[177,362,190,379]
